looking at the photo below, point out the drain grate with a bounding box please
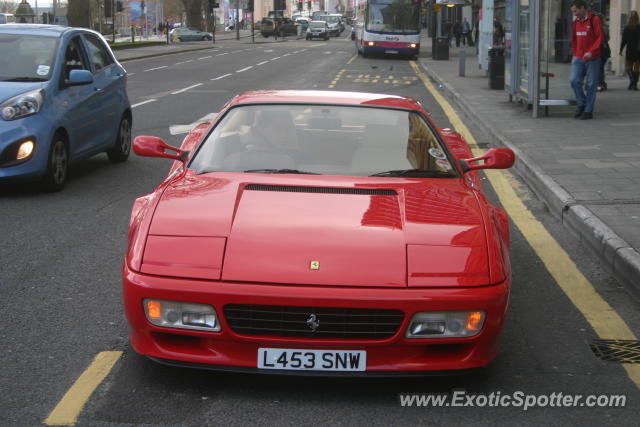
[590,339,640,363]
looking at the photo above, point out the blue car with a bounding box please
[0,24,131,191]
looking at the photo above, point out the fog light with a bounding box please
[368,41,375,46]
[143,299,220,331]
[17,140,34,160]
[409,43,417,48]
[406,311,485,338]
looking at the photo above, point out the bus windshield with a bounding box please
[366,0,420,34]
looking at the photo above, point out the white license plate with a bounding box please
[258,348,366,371]
[385,49,399,54]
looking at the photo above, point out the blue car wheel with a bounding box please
[107,115,132,163]
[41,136,68,192]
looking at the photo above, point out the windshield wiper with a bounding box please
[3,77,47,82]
[369,169,454,177]
[243,168,321,174]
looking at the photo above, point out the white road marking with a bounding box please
[175,60,193,65]
[271,56,281,60]
[131,99,157,108]
[256,61,269,66]
[283,53,291,56]
[128,72,136,76]
[264,49,274,52]
[170,83,203,95]
[143,65,168,72]
[324,51,332,54]
[236,66,253,73]
[211,73,232,80]
[169,112,219,135]
[198,56,212,60]
[232,50,242,53]
[216,52,229,56]
[300,49,307,52]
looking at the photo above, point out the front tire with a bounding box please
[41,136,68,192]
[107,115,132,163]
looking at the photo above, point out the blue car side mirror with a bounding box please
[66,69,93,86]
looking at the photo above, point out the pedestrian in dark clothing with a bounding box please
[597,20,611,91]
[620,11,640,90]
[444,20,453,47]
[453,21,462,47]
[462,18,472,46]
[570,0,603,120]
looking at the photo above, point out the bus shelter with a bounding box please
[504,0,607,117]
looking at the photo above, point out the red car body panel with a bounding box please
[124,90,513,374]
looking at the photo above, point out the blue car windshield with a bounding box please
[0,34,58,81]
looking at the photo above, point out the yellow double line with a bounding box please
[410,60,640,390]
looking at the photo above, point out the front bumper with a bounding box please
[362,42,420,56]
[123,264,510,374]
[0,114,53,181]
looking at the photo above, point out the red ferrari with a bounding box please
[124,90,515,375]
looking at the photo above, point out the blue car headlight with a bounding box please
[1,89,44,121]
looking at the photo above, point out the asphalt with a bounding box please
[111,33,640,300]
[112,29,302,62]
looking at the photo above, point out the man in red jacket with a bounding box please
[570,0,603,120]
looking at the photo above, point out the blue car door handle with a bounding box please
[94,87,102,92]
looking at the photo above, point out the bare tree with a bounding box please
[67,0,91,28]
[181,0,204,29]
[164,0,186,21]
[0,0,18,13]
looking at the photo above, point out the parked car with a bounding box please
[260,17,297,37]
[306,20,329,40]
[124,90,516,375]
[171,27,212,42]
[0,24,131,191]
[295,17,311,32]
[319,14,343,36]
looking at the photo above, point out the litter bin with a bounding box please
[433,36,449,60]
[488,47,505,90]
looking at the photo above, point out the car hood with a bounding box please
[0,82,46,103]
[148,172,490,287]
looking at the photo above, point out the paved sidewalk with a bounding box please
[417,36,640,297]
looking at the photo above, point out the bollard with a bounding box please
[131,26,135,43]
[459,49,466,77]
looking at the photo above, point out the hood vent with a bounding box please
[245,184,397,196]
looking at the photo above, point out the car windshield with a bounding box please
[324,16,340,23]
[310,22,326,28]
[0,34,58,81]
[366,0,420,34]
[190,105,457,177]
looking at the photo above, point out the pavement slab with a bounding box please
[417,37,640,298]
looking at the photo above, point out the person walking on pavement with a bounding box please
[453,20,462,48]
[570,0,603,120]
[462,18,472,46]
[597,17,611,92]
[620,11,640,91]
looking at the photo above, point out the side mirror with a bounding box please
[460,148,515,173]
[133,135,189,163]
[65,69,93,86]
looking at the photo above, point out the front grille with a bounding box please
[245,184,397,196]
[223,304,404,339]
